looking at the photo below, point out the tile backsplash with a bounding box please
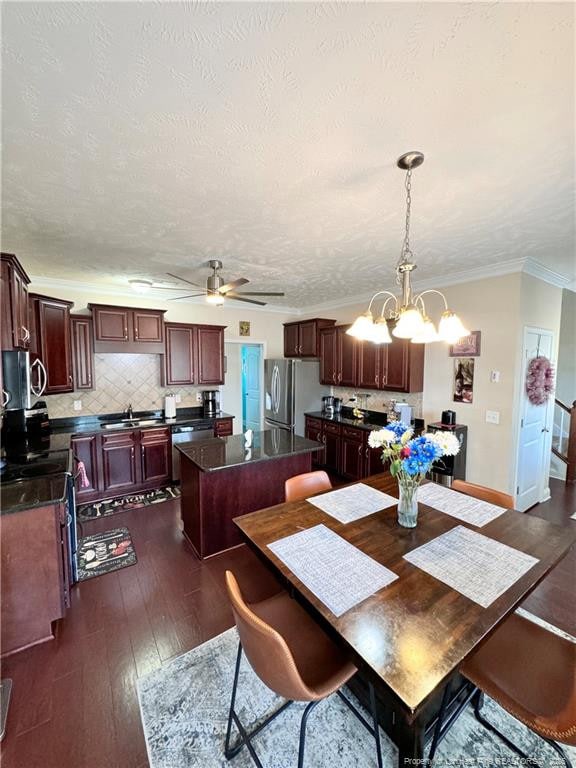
[40,354,205,418]
[332,387,423,419]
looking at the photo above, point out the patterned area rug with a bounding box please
[137,625,576,768]
[77,527,137,581]
[77,486,181,521]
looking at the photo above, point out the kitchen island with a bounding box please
[177,429,323,558]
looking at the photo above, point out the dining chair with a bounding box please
[285,470,332,503]
[451,479,514,509]
[428,613,576,767]
[224,570,384,768]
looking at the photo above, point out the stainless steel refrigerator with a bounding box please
[264,359,329,435]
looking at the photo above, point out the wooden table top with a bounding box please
[235,473,576,716]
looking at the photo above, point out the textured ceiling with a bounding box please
[2,2,574,308]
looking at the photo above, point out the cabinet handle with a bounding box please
[69,374,73,385]
[322,435,326,444]
[317,432,322,441]
[338,372,342,384]
[21,326,30,342]
[333,372,336,384]
[375,373,379,386]
[365,447,369,458]
[124,327,128,339]
[135,327,139,340]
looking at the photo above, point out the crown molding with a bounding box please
[27,275,301,315]
[521,258,574,290]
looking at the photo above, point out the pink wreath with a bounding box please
[525,356,555,405]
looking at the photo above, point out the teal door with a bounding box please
[242,345,262,432]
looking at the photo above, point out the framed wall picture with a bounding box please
[453,358,474,404]
[449,330,481,357]
[239,321,250,337]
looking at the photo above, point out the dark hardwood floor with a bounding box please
[1,479,574,767]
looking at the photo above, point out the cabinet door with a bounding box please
[37,298,73,393]
[133,310,164,343]
[94,307,129,341]
[298,321,318,357]
[196,326,224,385]
[319,327,337,385]
[323,423,341,473]
[283,323,300,357]
[305,417,324,465]
[364,444,387,478]
[14,268,30,349]
[357,341,380,389]
[101,432,138,492]
[71,317,94,390]
[140,428,171,485]
[340,428,364,480]
[337,327,357,388]
[164,324,195,385]
[214,418,233,437]
[71,434,100,502]
[381,338,408,392]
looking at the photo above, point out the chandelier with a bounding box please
[347,152,469,345]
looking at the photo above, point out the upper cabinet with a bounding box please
[162,323,226,387]
[1,253,31,351]
[29,293,74,394]
[283,318,336,358]
[196,325,225,385]
[88,304,166,352]
[319,322,425,394]
[71,315,95,390]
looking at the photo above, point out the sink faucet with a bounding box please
[126,403,134,419]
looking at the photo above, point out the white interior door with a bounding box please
[516,328,554,511]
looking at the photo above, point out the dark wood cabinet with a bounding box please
[71,434,100,503]
[133,310,163,343]
[340,426,365,480]
[1,253,31,350]
[89,304,166,352]
[214,417,233,437]
[71,316,95,390]
[322,421,341,473]
[196,325,225,385]
[139,427,171,485]
[320,326,357,386]
[101,431,138,494]
[357,339,381,389]
[29,293,74,394]
[356,335,424,394]
[283,318,336,358]
[163,323,196,385]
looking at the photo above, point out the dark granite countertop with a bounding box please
[304,410,389,432]
[48,408,235,450]
[0,473,68,515]
[176,429,323,472]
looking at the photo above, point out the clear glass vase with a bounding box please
[397,477,420,528]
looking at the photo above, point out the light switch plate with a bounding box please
[73,400,82,411]
[490,370,501,383]
[486,410,500,424]
[175,393,181,403]
[196,392,202,403]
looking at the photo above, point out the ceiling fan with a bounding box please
[163,260,285,306]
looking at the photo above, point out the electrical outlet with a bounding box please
[490,370,501,383]
[485,410,500,424]
[175,393,181,403]
[73,400,82,411]
[195,392,202,403]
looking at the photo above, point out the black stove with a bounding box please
[0,449,73,485]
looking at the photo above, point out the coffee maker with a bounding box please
[202,390,220,416]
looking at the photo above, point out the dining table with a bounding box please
[234,472,576,767]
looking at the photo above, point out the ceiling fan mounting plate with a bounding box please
[208,259,223,271]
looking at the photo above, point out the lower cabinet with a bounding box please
[140,428,172,485]
[72,433,100,503]
[101,431,139,494]
[214,417,233,437]
[305,416,388,480]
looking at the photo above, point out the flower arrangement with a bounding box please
[368,422,460,527]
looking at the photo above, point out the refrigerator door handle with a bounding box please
[272,365,280,414]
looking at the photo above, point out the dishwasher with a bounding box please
[171,424,213,482]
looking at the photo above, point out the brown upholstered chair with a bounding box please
[224,570,383,768]
[285,470,332,503]
[429,614,576,767]
[451,479,514,509]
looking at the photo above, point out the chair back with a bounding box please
[225,571,314,701]
[452,479,514,509]
[285,470,331,503]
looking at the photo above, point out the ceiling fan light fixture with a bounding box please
[129,279,153,294]
[206,292,225,306]
[437,310,469,343]
[346,311,374,340]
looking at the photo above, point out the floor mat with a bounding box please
[77,526,137,581]
[77,486,180,521]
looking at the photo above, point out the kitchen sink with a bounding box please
[101,418,164,430]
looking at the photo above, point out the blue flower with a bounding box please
[387,422,411,441]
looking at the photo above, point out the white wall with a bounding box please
[556,289,576,406]
[221,343,243,433]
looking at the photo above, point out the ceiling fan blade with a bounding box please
[227,295,267,306]
[231,292,285,297]
[152,286,196,291]
[219,277,249,293]
[167,293,206,301]
[166,272,204,289]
